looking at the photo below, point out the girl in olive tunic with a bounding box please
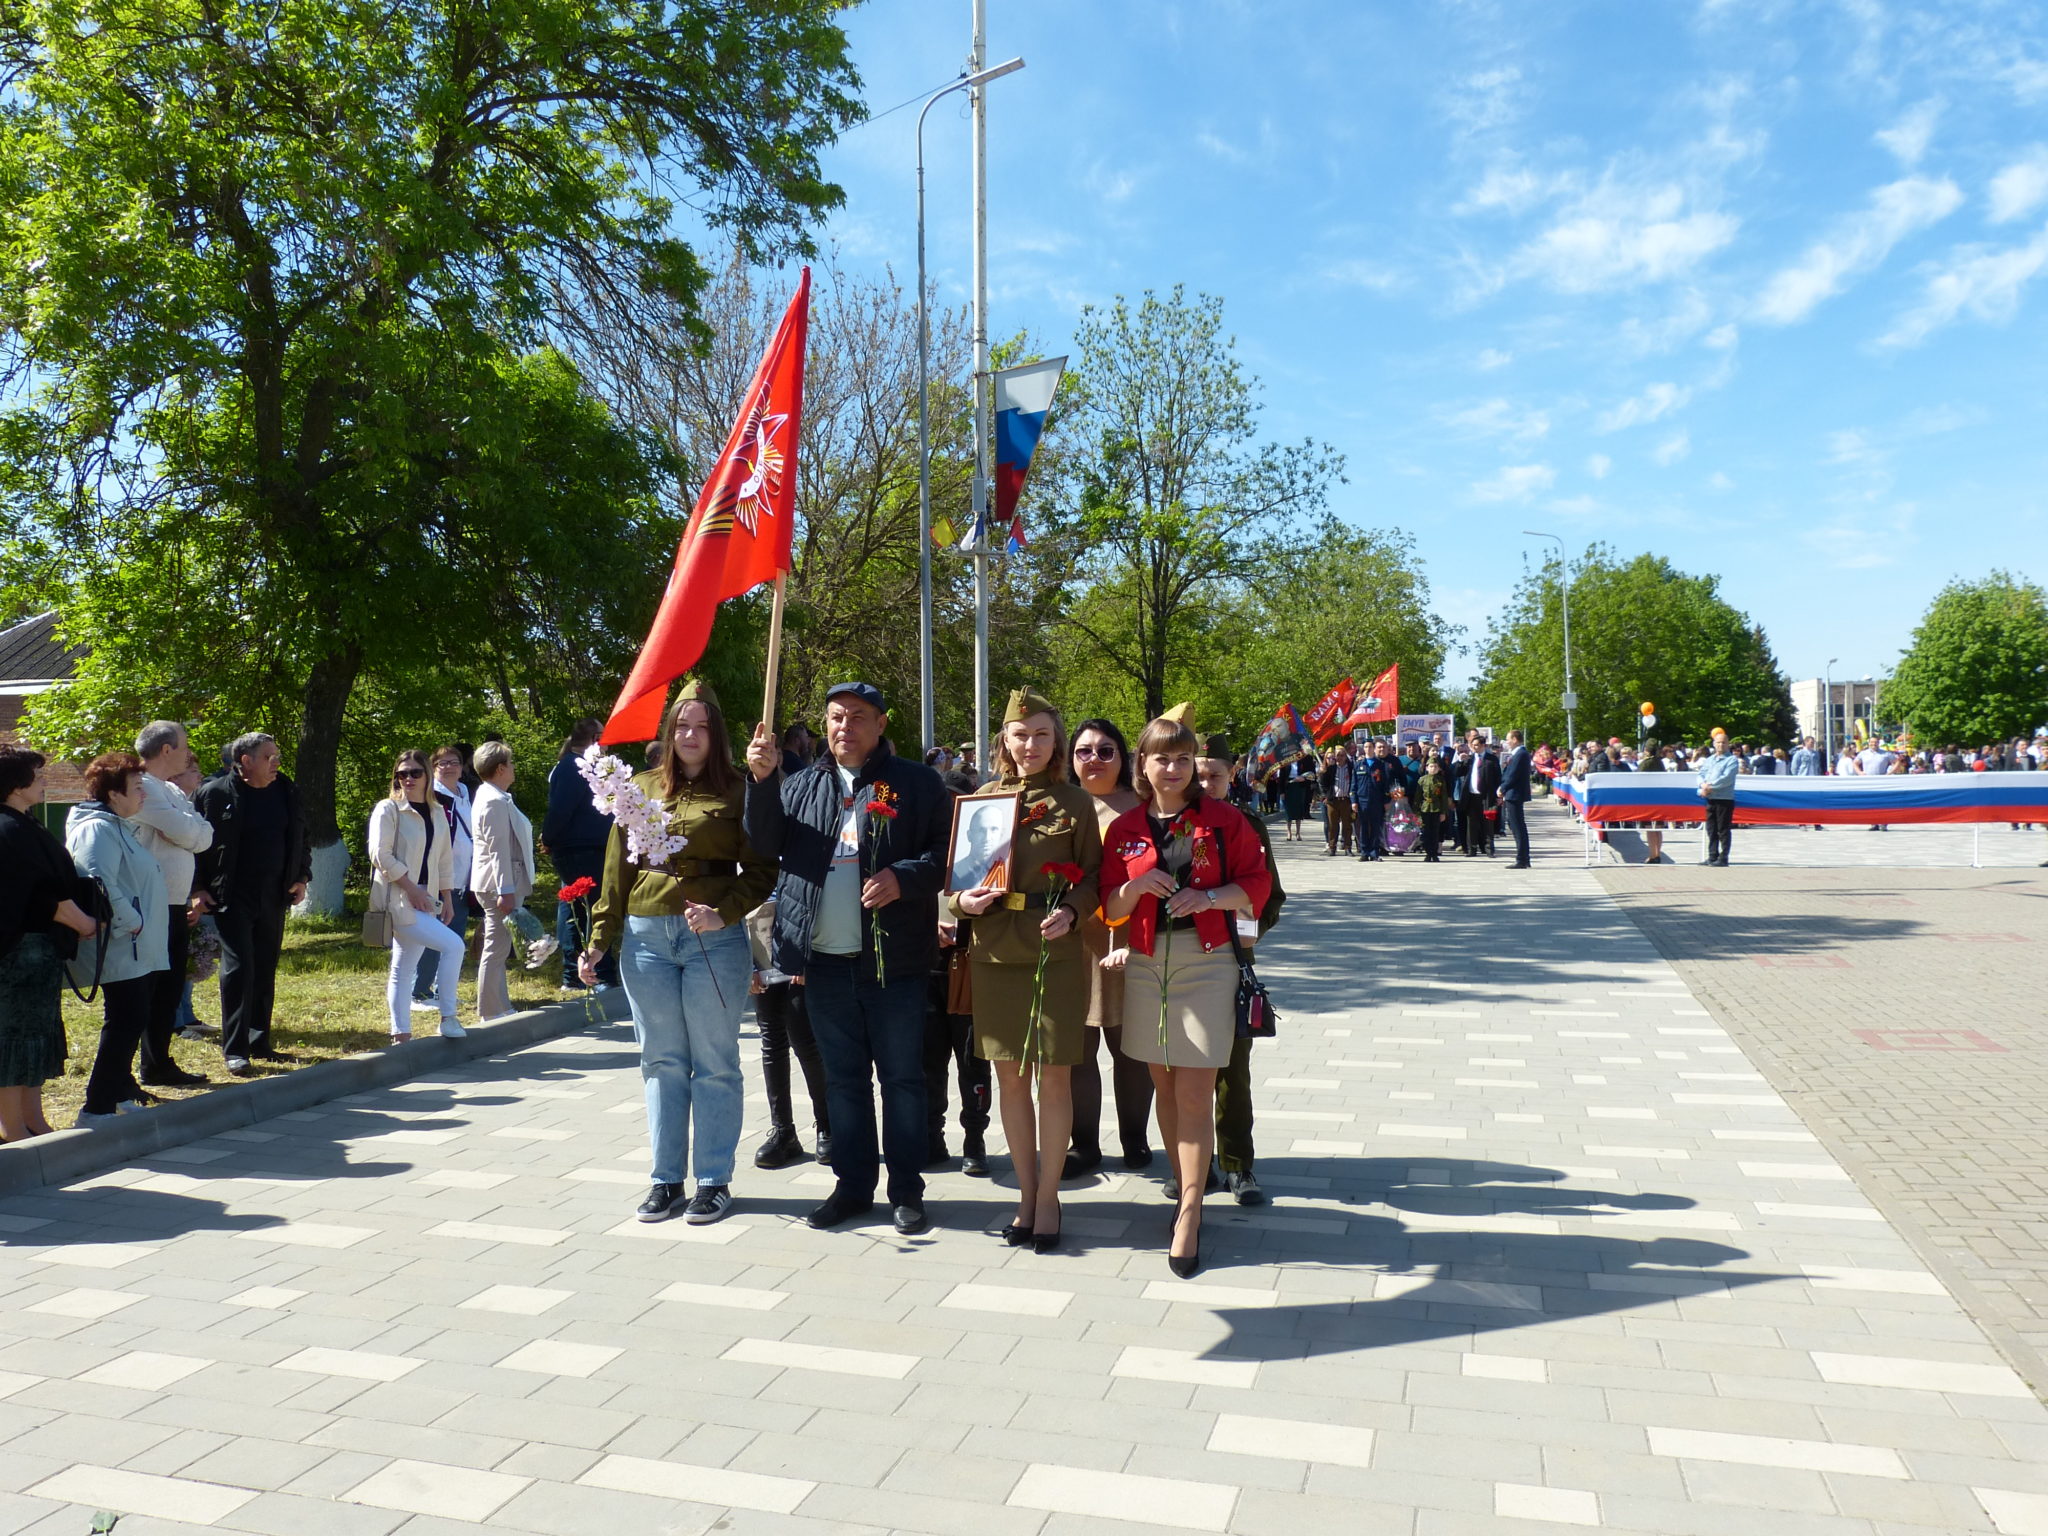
[581,682,778,1227]
[951,690,1102,1251]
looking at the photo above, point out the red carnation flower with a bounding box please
[557,876,598,902]
[865,799,898,819]
[1041,860,1085,885]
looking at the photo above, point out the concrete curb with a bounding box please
[0,990,633,1197]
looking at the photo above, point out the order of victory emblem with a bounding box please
[701,398,787,537]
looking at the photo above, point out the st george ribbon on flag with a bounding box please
[959,355,1065,553]
[602,269,811,744]
[1342,663,1401,731]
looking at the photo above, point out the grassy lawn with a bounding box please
[48,908,587,1125]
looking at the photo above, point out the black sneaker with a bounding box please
[1224,1168,1267,1206]
[960,1136,989,1177]
[637,1183,684,1222]
[139,1067,209,1088]
[815,1130,833,1167]
[1062,1147,1103,1180]
[806,1190,874,1229]
[754,1127,805,1170]
[684,1185,732,1225]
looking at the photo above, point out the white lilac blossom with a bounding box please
[576,743,689,867]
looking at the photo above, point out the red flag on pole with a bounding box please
[1304,677,1356,743]
[602,270,811,744]
[1341,664,1400,731]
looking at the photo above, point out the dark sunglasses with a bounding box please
[1072,744,1120,760]
[395,768,426,780]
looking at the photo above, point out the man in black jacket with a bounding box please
[1459,734,1502,856]
[542,719,617,990]
[746,682,949,1235]
[1499,729,1534,868]
[192,734,310,1073]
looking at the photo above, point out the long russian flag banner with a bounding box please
[979,355,1066,554]
[1573,772,2048,826]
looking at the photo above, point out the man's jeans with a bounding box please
[623,918,750,1187]
[804,953,929,1207]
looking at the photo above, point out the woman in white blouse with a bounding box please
[470,741,551,1020]
[368,750,464,1044]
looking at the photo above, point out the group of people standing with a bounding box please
[572,680,1275,1276]
[1262,731,1536,869]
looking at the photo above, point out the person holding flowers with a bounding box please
[950,689,1102,1253]
[581,681,777,1226]
[1100,711,1271,1277]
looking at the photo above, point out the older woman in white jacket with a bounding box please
[369,749,464,1044]
[470,741,552,1020]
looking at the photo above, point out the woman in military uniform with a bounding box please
[951,689,1102,1252]
[581,681,777,1227]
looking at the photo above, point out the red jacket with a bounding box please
[1100,795,1272,958]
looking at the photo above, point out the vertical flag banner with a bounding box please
[1341,663,1401,731]
[602,270,812,744]
[965,355,1066,553]
[1304,677,1356,743]
[1251,703,1313,783]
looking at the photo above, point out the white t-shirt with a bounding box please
[812,764,865,956]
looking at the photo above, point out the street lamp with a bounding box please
[916,55,1025,754]
[1824,657,1839,774]
[1524,531,1576,749]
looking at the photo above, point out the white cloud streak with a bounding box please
[1653,431,1692,466]
[1598,381,1691,432]
[1754,176,1964,323]
[1471,463,1556,502]
[1441,398,1551,442]
[1587,453,1612,480]
[1873,99,1942,167]
[1989,147,2048,224]
[1880,222,2048,347]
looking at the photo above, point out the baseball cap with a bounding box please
[825,681,886,712]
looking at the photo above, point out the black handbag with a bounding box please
[1216,830,1278,1040]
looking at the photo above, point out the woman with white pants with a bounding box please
[368,750,465,1044]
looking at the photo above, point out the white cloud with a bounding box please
[1471,463,1556,503]
[1653,431,1692,465]
[1587,453,1613,480]
[1516,181,1739,293]
[1445,66,1525,138]
[1801,507,1915,569]
[1322,259,1404,292]
[1598,381,1690,432]
[1708,471,1734,491]
[1703,322,1740,350]
[1827,428,1876,464]
[1989,147,2048,224]
[1879,221,2048,347]
[1545,494,1602,516]
[1476,348,1514,371]
[1873,99,1942,167]
[1457,163,1566,216]
[1754,176,1964,323]
[1441,398,1550,442]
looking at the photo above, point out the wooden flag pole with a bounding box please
[760,571,790,735]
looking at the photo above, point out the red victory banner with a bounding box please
[1341,664,1400,731]
[602,269,812,744]
[1304,677,1356,743]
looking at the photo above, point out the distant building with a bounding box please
[1789,676,1891,752]
[0,611,87,804]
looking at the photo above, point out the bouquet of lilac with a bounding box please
[185,914,222,984]
[577,744,688,867]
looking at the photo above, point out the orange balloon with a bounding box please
[1640,701,1656,715]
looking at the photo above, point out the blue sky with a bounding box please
[794,0,2048,687]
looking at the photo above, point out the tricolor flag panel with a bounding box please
[990,355,1066,554]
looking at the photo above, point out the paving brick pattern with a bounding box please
[1,814,2044,1535]
[1596,831,2048,1398]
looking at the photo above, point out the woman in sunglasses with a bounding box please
[368,750,466,1045]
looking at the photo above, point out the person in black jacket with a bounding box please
[1458,734,1502,856]
[1499,729,1534,868]
[191,733,310,1072]
[541,718,618,990]
[745,682,950,1236]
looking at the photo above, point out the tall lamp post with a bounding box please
[915,53,1025,755]
[1824,657,1839,773]
[1524,531,1576,749]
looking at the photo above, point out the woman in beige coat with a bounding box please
[470,742,550,1020]
[368,750,463,1044]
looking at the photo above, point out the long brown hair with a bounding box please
[660,691,739,800]
[1131,717,1204,806]
[994,704,1070,783]
[388,749,430,802]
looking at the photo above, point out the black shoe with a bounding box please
[1122,1146,1155,1170]
[999,1222,1033,1245]
[1511,861,1532,869]
[637,1183,684,1222]
[960,1137,990,1177]
[684,1184,733,1225]
[251,1046,290,1062]
[1062,1147,1102,1180]
[1224,1169,1266,1206]
[1032,1227,1062,1254]
[806,1190,873,1229]
[891,1203,928,1236]
[1162,1174,1179,1201]
[754,1127,805,1170]
[139,1067,209,1088]
[924,1135,950,1170]
[814,1130,833,1167]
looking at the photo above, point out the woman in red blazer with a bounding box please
[1100,715,1271,1275]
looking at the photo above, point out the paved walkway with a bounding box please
[2,815,2046,1536]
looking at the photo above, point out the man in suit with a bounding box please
[1499,729,1534,868]
[1460,733,1501,856]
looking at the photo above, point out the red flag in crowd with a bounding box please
[1304,677,1356,743]
[1342,663,1400,730]
[602,269,812,744]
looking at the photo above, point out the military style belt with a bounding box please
[1000,891,1056,911]
[681,860,740,878]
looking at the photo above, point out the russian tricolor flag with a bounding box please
[965,355,1065,555]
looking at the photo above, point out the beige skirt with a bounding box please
[1120,943,1236,1069]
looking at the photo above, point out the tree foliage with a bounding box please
[1471,548,1794,748]
[1883,572,2048,745]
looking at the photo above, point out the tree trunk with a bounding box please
[295,643,363,917]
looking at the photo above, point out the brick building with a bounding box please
[0,610,87,806]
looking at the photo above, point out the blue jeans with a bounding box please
[413,892,469,1002]
[623,917,750,1186]
[804,953,929,1206]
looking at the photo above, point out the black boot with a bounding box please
[961,1133,989,1177]
[754,1125,805,1170]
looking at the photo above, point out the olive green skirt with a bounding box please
[972,954,1087,1066]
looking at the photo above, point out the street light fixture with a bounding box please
[1524,531,1576,749]
[915,56,1026,754]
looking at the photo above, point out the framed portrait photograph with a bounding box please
[946,789,1021,893]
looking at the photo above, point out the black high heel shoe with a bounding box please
[1167,1201,1202,1277]
[1031,1198,1062,1254]
[999,1221,1033,1246]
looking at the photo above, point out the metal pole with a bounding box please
[1825,658,1837,774]
[1561,562,1575,751]
[970,0,991,778]
[916,105,935,756]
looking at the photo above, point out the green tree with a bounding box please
[0,0,859,904]
[1052,287,1343,720]
[1883,572,2048,745]
[1471,548,1794,748]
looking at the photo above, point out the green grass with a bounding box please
[50,910,583,1124]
